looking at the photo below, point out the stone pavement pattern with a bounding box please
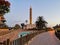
[29,31,60,45]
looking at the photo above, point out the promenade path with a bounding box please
[29,30,60,45]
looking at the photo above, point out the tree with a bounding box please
[0,0,10,28]
[53,24,60,29]
[25,20,28,29]
[0,0,10,14]
[14,24,20,29]
[36,16,47,30]
[25,20,28,24]
[21,23,25,29]
[0,23,8,29]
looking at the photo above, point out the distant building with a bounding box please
[26,24,36,29]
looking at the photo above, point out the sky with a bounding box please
[5,0,60,27]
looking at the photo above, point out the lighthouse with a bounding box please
[26,6,36,29]
[29,6,32,24]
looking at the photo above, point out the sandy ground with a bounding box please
[29,30,60,45]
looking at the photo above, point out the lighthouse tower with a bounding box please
[25,6,36,29]
[30,6,32,24]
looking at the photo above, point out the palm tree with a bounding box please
[25,20,28,29]
[25,20,28,24]
[21,23,25,29]
[36,16,47,30]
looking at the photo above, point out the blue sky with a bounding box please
[5,0,60,27]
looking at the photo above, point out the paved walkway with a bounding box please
[29,30,60,45]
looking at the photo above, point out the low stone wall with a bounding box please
[0,29,10,36]
[0,29,9,31]
[0,29,45,43]
[0,29,23,42]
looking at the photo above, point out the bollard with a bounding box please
[3,41,6,45]
[6,39,10,45]
[26,34,29,45]
[20,35,23,45]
